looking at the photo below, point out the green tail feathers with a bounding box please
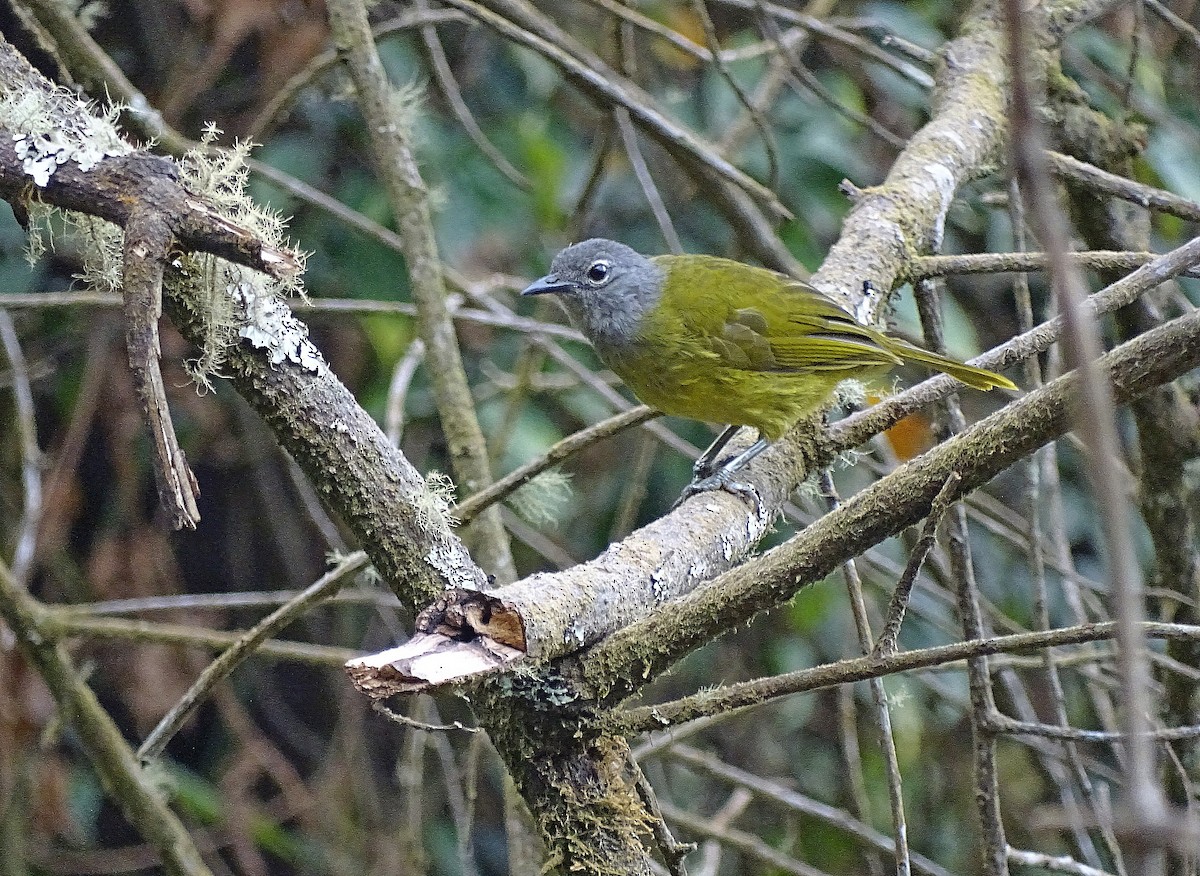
[889,340,1018,392]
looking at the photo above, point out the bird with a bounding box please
[522,238,1016,500]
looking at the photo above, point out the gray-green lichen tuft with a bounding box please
[175,127,310,388]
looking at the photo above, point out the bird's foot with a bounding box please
[674,470,765,517]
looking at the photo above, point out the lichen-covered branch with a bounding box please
[0,33,484,607]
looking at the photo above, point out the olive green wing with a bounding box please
[655,255,900,374]
[752,284,903,372]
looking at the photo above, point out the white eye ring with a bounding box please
[586,260,611,285]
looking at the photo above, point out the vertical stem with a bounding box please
[913,278,1007,876]
[325,0,516,584]
[1001,4,1167,870]
[822,472,912,876]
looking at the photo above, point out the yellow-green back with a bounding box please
[596,254,1013,440]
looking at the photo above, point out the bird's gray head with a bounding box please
[522,238,663,349]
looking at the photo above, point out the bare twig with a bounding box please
[0,311,41,582]
[873,472,961,657]
[1047,152,1200,224]
[414,0,531,191]
[821,473,911,876]
[137,553,369,761]
[666,745,954,876]
[372,700,479,733]
[1002,4,1170,867]
[1008,846,1118,876]
[659,799,827,876]
[615,108,683,254]
[1010,179,1112,870]
[121,208,201,529]
[385,339,426,446]
[454,406,658,524]
[912,249,1200,280]
[616,622,1200,735]
[1143,0,1200,52]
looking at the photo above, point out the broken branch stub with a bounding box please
[343,448,803,698]
[344,589,527,695]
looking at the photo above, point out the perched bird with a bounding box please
[523,238,1016,498]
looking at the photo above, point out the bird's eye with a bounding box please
[586,260,611,284]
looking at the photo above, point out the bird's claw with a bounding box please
[673,472,766,517]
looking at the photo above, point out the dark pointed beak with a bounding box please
[521,274,574,296]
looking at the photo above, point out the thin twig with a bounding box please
[58,584,397,615]
[0,289,587,341]
[873,472,961,657]
[691,0,780,188]
[454,406,659,524]
[385,339,426,446]
[821,472,911,876]
[436,0,794,242]
[912,249,1200,280]
[371,699,480,733]
[631,756,695,876]
[1002,3,1169,863]
[614,108,684,254]
[414,0,531,190]
[1143,0,1200,52]
[0,311,42,583]
[692,786,753,876]
[1008,846,1118,876]
[912,270,1006,873]
[1011,179,1109,870]
[666,744,954,876]
[615,623,1200,735]
[136,552,368,761]
[717,0,935,87]
[658,799,830,876]
[988,716,1200,744]
[1047,152,1200,224]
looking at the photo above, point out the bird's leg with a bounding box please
[677,436,772,513]
[692,425,744,480]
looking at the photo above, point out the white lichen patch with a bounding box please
[565,617,587,647]
[834,377,869,409]
[3,88,129,186]
[172,129,308,389]
[649,567,668,602]
[232,281,324,373]
[919,161,957,248]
